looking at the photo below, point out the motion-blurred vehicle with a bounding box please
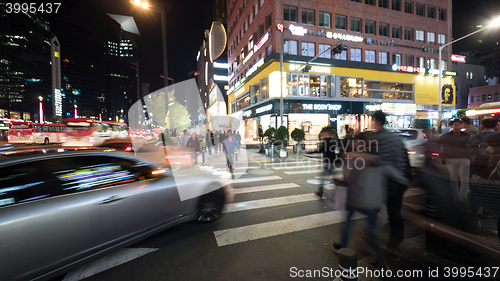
[62,118,130,147]
[0,149,232,281]
[8,122,65,144]
[100,138,134,152]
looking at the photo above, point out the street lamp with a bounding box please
[437,16,500,132]
[39,96,43,123]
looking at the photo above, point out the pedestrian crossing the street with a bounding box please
[216,164,428,248]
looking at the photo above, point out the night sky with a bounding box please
[51,0,500,95]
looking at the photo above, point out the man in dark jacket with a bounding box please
[258,125,264,144]
[439,118,471,201]
[205,129,213,155]
[186,133,200,165]
[304,130,338,198]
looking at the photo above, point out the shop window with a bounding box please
[286,73,333,97]
[416,3,424,16]
[340,77,363,98]
[350,48,362,62]
[319,44,332,58]
[301,42,315,57]
[364,81,414,100]
[379,52,388,64]
[365,21,375,35]
[365,50,376,63]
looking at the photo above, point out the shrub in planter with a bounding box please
[263,127,275,143]
[291,128,305,152]
[274,126,289,148]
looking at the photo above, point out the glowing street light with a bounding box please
[39,96,43,123]
[437,16,500,132]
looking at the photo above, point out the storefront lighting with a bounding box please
[234,87,245,98]
[348,78,357,87]
[288,25,308,36]
[256,104,273,114]
[213,62,229,69]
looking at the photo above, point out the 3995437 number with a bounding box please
[5,3,61,14]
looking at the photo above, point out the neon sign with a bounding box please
[288,25,307,36]
[54,89,62,117]
[451,54,466,63]
[277,24,284,33]
[466,108,500,117]
[256,104,273,114]
[365,104,381,111]
[289,64,330,73]
[301,104,342,111]
[392,65,421,73]
[255,32,269,51]
[326,32,363,43]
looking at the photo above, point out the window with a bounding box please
[392,54,402,65]
[319,12,331,28]
[351,18,362,33]
[439,60,446,71]
[427,32,435,44]
[404,1,413,13]
[365,50,376,63]
[392,0,401,11]
[350,48,362,62]
[428,58,435,69]
[302,9,315,25]
[379,0,389,8]
[365,21,375,35]
[418,57,424,69]
[302,42,315,56]
[351,0,361,2]
[392,25,402,39]
[319,44,332,58]
[427,6,435,18]
[438,34,446,45]
[255,4,258,16]
[283,6,297,22]
[249,37,254,50]
[249,12,253,24]
[438,8,446,21]
[416,3,424,16]
[404,28,413,41]
[259,24,265,38]
[335,15,347,30]
[365,0,375,5]
[283,40,298,55]
[416,30,424,42]
[260,0,264,7]
[244,21,248,32]
[265,13,272,29]
[379,23,389,37]
[470,72,473,79]
[405,55,414,66]
[335,49,347,60]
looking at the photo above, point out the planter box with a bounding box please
[280,149,288,158]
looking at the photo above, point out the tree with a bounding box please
[147,91,191,130]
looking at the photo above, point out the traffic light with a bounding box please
[331,44,348,56]
[302,65,312,72]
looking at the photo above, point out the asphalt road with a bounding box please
[45,152,432,281]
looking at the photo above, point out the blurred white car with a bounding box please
[389,128,427,167]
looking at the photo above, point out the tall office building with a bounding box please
[226,0,455,139]
[0,7,52,121]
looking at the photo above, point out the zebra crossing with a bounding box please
[216,161,427,248]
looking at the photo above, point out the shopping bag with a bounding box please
[330,185,347,211]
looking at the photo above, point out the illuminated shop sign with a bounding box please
[213,74,229,81]
[302,103,342,111]
[444,71,457,76]
[392,65,422,73]
[213,62,229,69]
[246,58,265,78]
[54,89,62,117]
[466,107,500,117]
[365,38,392,45]
[325,32,363,43]
[255,32,269,50]
[451,54,466,63]
[243,110,252,117]
[288,25,308,36]
[381,103,417,115]
[256,104,273,114]
[365,104,381,111]
[289,64,330,73]
[234,87,246,98]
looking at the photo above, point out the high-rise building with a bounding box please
[0,7,52,122]
[226,0,455,139]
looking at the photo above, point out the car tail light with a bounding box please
[7,135,11,141]
[125,146,133,151]
[89,136,95,143]
[432,152,439,156]
[152,168,166,175]
[62,136,68,143]
[407,150,416,155]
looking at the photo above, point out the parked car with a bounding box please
[0,149,232,281]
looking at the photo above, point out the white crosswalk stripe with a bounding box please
[230,175,282,184]
[232,183,300,194]
[271,164,322,170]
[224,193,318,213]
[284,169,323,174]
[214,211,364,247]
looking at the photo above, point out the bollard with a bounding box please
[338,248,357,281]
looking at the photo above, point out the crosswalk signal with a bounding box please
[331,44,348,56]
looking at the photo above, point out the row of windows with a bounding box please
[283,40,444,69]
[471,93,499,103]
[229,0,265,37]
[284,5,446,28]
[349,0,446,20]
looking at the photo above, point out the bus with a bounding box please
[62,118,130,147]
[8,122,65,144]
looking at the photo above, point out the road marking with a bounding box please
[271,164,322,170]
[232,171,248,176]
[234,166,259,170]
[214,211,364,247]
[63,248,158,281]
[224,193,318,213]
[263,160,319,166]
[404,188,426,197]
[284,169,324,174]
[232,183,300,194]
[230,175,282,184]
